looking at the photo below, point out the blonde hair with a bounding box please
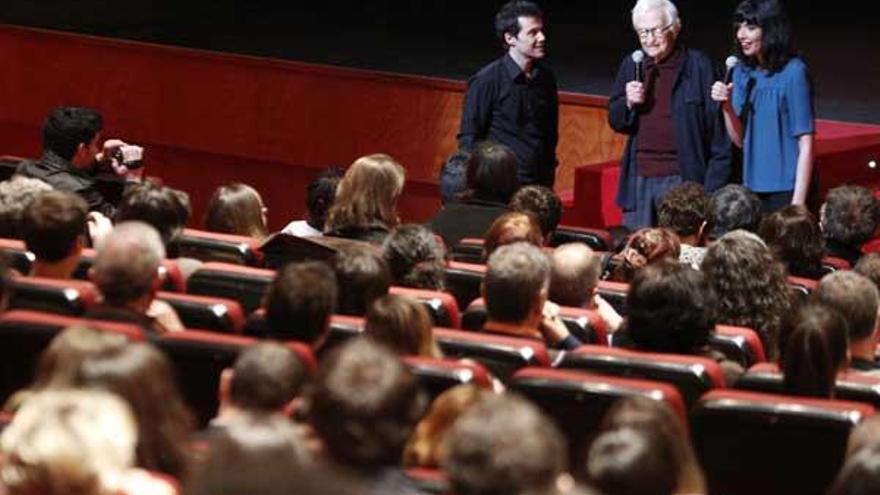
[324,154,405,233]
[403,385,488,468]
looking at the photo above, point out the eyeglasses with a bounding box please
[635,22,674,40]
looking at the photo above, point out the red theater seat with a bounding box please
[242,310,364,354]
[444,261,486,310]
[709,325,766,368]
[174,228,263,266]
[596,280,628,316]
[390,286,461,329]
[451,238,485,264]
[432,327,550,383]
[821,255,852,272]
[156,292,245,334]
[186,262,275,313]
[402,356,492,402]
[735,362,880,408]
[461,298,608,345]
[9,276,99,316]
[789,275,819,299]
[548,225,612,251]
[0,238,34,275]
[74,248,186,293]
[405,468,449,495]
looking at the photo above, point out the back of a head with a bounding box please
[779,303,850,399]
[32,326,127,391]
[308,338,426,470]
[92,222,165,307]
[485,242,549,324]
[444,393,566,495]
[759,204,824,273]
[827,443,880,495]
[466,141,520,204]
[627,262,717,354]
[230,342,306,412]
[510,186,563,238]
[614,228,680,282]
[334,247,391,316]
[586,428,678,495]
[440,150,470,205]
[815,271,880,343]
[383,224,447,291]
[115,182,191,248]
[22,190,88,263]
[366,294,436,357]
[823,185,880,246]
[306,167,344,230]
[265,261,337,344]
[548,243,600,308]
[42,107,103,161]
[657,182,709,239]
[0,175,53,239]
[483,211,543,259]
[325,154,405,233]
[707,184,762,240]
[855,253,880,293]
[205,183,268,239]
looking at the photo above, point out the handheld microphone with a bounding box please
[724,55,739,84]
[631,50,645,82]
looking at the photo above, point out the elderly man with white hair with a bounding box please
[609,0,732,229]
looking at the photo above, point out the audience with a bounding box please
[657,182,709,268]
[759,204,826,279]
[821,185,879,265]
[814,271,880,373]
[383,224,447,291]
[282,167,344,237]
[334,247,391,316]
[0,175,53,239]
[483,211,544,260]
[21,190,88,279]
[586,428,679,495]
[263,261,337,347]
[205,182,269,240]
[705,184,762,241]
[509,185,563,241]
[324,154,405,244]
[608,227,680,282]
[438,150,470,206]
[778,303,850,398]
[548,243,622,333]
[365,294,443,358]
[855,252,880,289]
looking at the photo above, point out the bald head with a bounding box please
[91,221,165,306]
[549,243,601,308]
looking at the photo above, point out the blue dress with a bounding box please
[732,57,815,193]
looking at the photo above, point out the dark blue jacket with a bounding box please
[608,47,731,211]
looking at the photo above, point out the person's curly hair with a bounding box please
[610,228,680,283]
[702,230,794,360]
[759,205,825,278]
[383,224,447,290]
[822,185,880,246]
[657,182,709,239]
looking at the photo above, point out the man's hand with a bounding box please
[87,212,113,248]
[625,81,646,109]
[97,139,144,180]
[538,301,571,346]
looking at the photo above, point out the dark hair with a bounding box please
[308,338,426,469]
[77,342,195,478]
[627,262,717,354]
[463,141,520,204]
[306,167,344,231]
[264,261,337,345]
[42,107,103,161]
[827,444,880,495]
[732,0,795,73]
[334,247,391,316]
[706,184,762,240]
[822,186,880,246]
[495,1,544,45]
[229,342,306,412]
[779,303,849,398]
[383,224,447,291]
[205,183,268,239]
[759,205,824,277]
[115,181,191,248]
[439,150,470,205]
[657,182,709,239]
[484,242,549,324]
[483,211,543,260]
[22,191,87,262]
[366,294,440,358]
[815,271,880,343]
[510,186,563,238]
[586,428,679,495]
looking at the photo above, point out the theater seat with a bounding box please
[596,280,628,316]
[708,324,766,368]
[510,367,685,467]
[242,310,363,356]
[692,389,874,495]
[186,262,275,313]
[0,238,34,275]
[432,327,550,383]
[735,362,880,408]
[461,298,608,345]
[450,238,485,264]
[548,225,612,251]
[789,275,819,300]
[74,248,186,293]
[389,286,461,329]
[174,228,263,266]
[157,330,315,427]
[402,356,492,402]
[405,468,449,495]
[444,261,485,310]
[556,345,726,407]
[822,255,852,272]
[156,292,245,334]
[9,276,99,316]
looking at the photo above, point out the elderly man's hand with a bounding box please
[625,81,646,109]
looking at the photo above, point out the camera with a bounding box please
[111,144,144,170]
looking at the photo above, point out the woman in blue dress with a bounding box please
[711,0,815,213]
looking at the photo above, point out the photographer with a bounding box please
[17,106,144,219]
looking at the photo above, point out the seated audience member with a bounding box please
[846,415,880,459]
[778,303,850,398]
[443,393,568,495]
[510,185,563,241]
[438,150,470,206]
[595,396,706,494]
[483,211,544,260]
[827,444,880,495]
[608,228,680,283]
[622,262,744,383]
[428,141,519,248]
[307,338,428,494]
[0,389,176,495]
[383,224,447,291]
[814,271,880,373]
[334,247,391,316]
[365,294,443,358]
[482,242,581,350]
[205,182,269,240]
[856,252,880,285]
[16,106,143,217]
[548,243,622,333]
[705,184,763,242]
[586,428,678,495]
[78,341,195,479]
[657,182,709,268]
[263,261,337,347]
[0,175,52,239]
[215,342,308,424]
[404,385,489,469]
[821,185,880,265]
[701,230,794,360]
[283,167,345,237]
[86,222,184,335]
[324,154,406,244]
[21,190,88,279]
[759,205,826,279]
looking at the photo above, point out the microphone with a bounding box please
[724,55,739,84]
[631,50,645,82]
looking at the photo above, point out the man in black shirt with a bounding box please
[458,0,558,187]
